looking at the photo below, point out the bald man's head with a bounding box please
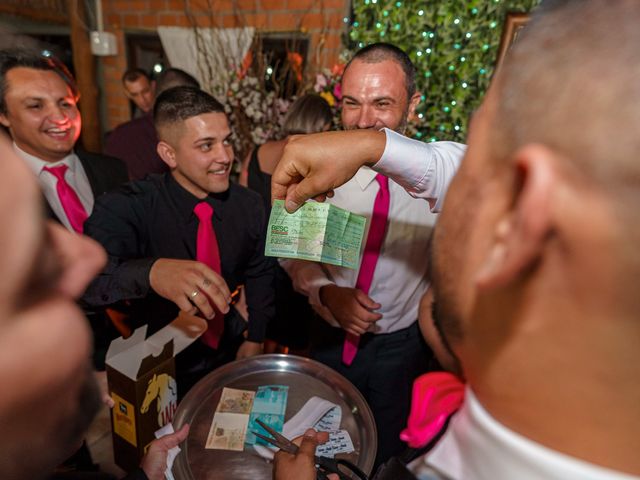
[490,0,640,282]
[494,0,640,188]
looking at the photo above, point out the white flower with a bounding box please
[315,73,327,90]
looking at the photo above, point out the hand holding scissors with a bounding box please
[255,418,368,480]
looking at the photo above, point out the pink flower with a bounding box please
[333,82,342,100]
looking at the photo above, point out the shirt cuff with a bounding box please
[307,277,336,308]
[374,128,432,196]
[117,257,156,298]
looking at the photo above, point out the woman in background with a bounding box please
[240,93,333,211]
[240,94,333,352]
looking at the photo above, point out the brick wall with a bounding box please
[100,0,350,130]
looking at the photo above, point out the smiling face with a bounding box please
[340,58,420,133]
[0,67,81,162]
[158,112,234,198]
[0,134,105,478]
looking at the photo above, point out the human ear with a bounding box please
[0,112,10,129]
[476,144,557,289]
[156,141,177,168]
[408,91,422,119]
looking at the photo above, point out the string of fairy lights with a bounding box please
[347,0,540,142]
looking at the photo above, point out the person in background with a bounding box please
[239,93,332,352]
[239,93,333,211]
[105,68,200,181]
[273,0,640,478]
[280,43,464,468]
[121,68,155,118]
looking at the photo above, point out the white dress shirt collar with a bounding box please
[353,166,378,191]
[14,142,79,175]
[13,142,94,231]
[412,388,639,480]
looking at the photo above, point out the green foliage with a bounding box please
[350,0,540,142]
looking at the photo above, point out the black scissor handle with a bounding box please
[316,457,369,480]
[335,458,369,480]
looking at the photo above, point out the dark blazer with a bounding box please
[43,149,128,223]
[38,149,128,369]
[79,149,128,197]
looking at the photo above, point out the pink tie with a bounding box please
[43,164,88,233]
[342,174,390,366]
[194,202,224,349]
[400,372,465,448]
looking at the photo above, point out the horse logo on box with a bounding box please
[140,373,178,426]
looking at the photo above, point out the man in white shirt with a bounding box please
[272,0,640,478]
[280,43,465,467]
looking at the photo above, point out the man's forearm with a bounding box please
[82,256,155,306]
[374,129,466,211]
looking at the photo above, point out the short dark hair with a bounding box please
[0,48,78,114]
[283,94,333,135]
[155,68,200,96]
[344,42,416,99]
[154,86,225,131]
[121,68,150,84]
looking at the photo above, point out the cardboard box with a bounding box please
[106,313,207,471]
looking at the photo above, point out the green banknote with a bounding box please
[265,200,366,269]
[245,385,289,446]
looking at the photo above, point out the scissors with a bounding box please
[254,418,369,480]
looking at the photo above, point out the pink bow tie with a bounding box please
[400,371,465,448]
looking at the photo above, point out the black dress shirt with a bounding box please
[83,173,275,343]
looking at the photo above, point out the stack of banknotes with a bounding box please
[205,385,288,451]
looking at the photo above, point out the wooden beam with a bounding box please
[67,0,102,152]
[0,1,68,25]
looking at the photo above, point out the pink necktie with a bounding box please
[194,202,224,349]
[43,164,88,233]
[400,372,465,448]
[342,174,390,366]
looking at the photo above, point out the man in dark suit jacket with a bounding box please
[0,48,127,356]
[0,50,127,225]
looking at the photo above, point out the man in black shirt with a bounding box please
[84,87,275,395]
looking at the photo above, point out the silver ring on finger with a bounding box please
[190,290,200,299]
